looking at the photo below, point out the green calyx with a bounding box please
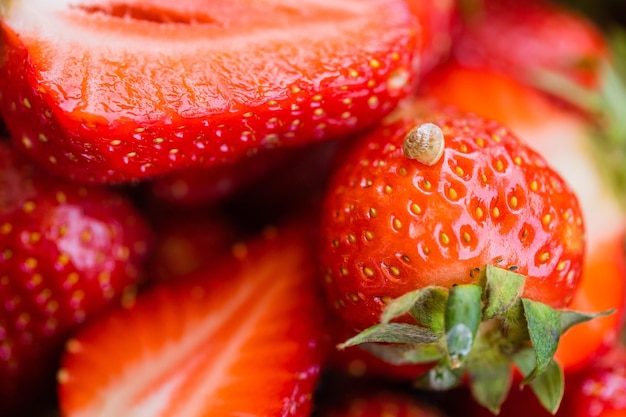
[337,265,613,415]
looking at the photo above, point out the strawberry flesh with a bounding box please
[0,0,418,183]
[58,225,328,416]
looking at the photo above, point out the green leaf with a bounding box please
[381,287,448,334]
[483,265,526,320]
[529,359,565,414]
[361,342,444,365]
[467,351,514,415]
[521,299,560,380]
[445,284,482,368]
[560,308,615,335]
[337,323,439,349]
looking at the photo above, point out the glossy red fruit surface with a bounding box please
[319,107,585,330]
[0,0,418,183]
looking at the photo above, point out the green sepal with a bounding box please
[337,322,439,349]
[513,348,564,414]
[335,264,613,416]
[445,284,482,368]
[482,265,526,320]
[560,308,615,334]
[381,286,448,334]
[467,349,514,415]
[530,360,565,415]
[521,298,560,380]
[360,342,444,365]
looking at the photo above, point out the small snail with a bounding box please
[402,122,445,166]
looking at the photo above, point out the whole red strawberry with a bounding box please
[0,0,418,183]
[320,106,585,328]
[0,142,152,415]
[452,0,608,88]
[318,105,603,414]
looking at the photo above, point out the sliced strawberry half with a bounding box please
[58,224,329,416]
[0,0,418,183]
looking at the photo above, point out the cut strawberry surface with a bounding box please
[58,225,328,416]
[0,0,418,183]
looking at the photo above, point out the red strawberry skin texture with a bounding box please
[58,223,329,417]
[452,0,608,88]
[0,1,418,183]
[0,141,152,415]
[319,108,585,330]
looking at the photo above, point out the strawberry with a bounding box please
[313,382,447,417]
[0,142,152,415]
[320,106,585,328]
[452,0,608,89]
[406,0,458,79]
[418,62,626,373]
[318,105,605,413]
[0,0,418,184]
[58,223,328,416]
[559,344,626,417]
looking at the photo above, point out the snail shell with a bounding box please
[402,122,445,166]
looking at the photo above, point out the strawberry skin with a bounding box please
[58,224,328,417]
[406,0,458,79]
[319,107,585,331]
[0,141,152,415]
[452,0,608,88]
[0,0,418,183]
